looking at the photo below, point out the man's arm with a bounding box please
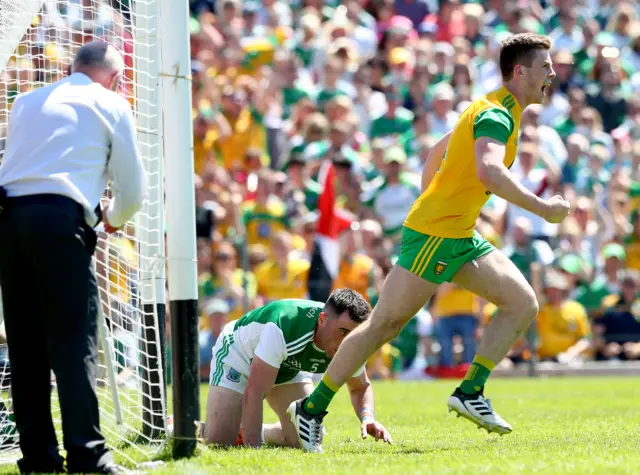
[241,357,279,447]
[346,371,392,444]
[475,137,547,216]
[242,322,287,446]
[105,101,148,229]
[421,130,451,192]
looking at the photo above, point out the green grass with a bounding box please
[3,377,640,474]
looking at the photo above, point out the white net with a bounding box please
[0,0,167,467]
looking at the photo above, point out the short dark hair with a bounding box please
[324,288,371,324]
[499,33,552,81]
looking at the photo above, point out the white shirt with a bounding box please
[506,167,558,238]
[0,73,146,228]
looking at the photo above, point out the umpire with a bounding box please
[0,42,146,474]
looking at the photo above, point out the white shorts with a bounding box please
[209,327,314,395]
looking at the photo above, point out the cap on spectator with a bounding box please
[621,269,640,287]
[433,42,455,58]
[433,83,455,101]
[389,47,412,66]
[300,14,321,32]
[544,270,570,291]
[384,147,407,164]
[558,254,583,275]
[371,138,391,151]
[287,152,307,166]
[388,16,414,35]
[328,38,359,66]
[205,298,230,316]
[418,22,438,35]
[333,150,355,167]
[602,243,626,261]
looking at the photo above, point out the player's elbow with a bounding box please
[347,375,370,394]
[476,161,497,190]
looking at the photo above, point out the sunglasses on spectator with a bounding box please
[215,253,234,260]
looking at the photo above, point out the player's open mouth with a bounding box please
[541,84,550,94]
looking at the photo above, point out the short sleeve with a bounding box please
[473,108,514,144]
[254,322,287,369]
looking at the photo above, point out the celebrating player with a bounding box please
[288,33,571,451]
[204,289,391,450]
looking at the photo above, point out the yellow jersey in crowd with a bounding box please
[107,236,136,305]
[242,200,290,249]
[432,284,480,318]
[536,300,590,360]
[333,254,375,304]
[255,258,310,302]
[404,86,522,238]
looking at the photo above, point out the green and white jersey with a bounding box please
[362,172,421,236]
[214,299,364,385]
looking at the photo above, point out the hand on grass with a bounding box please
[361,419,392,445]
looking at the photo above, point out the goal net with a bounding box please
[0,0,168,467]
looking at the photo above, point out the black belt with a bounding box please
[0,188,101,224]
[5,193,84,215]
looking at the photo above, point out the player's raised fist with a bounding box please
[542,195,571,223]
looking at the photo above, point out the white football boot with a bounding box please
[447,387,512,435]
[286,399,326,453]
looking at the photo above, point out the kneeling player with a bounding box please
[205,289,392,451]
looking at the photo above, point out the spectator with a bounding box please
[254,231,310,302]
[199,241,258,321]
[536,270,592,364]
[199,299,230,381]
[579,243,627,315]
[362,146,421,243]
[593,270,640,361]
[431,283,482,376]
[332,223,383,304]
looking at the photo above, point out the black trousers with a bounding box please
[0,196,112,473]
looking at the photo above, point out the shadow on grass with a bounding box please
[334,442,431,455]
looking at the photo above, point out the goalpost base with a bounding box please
[169,299,199,459]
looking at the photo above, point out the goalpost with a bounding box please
[0,0,198,467]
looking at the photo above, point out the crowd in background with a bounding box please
[1,0,640,383]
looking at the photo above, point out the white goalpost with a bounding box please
[0,0,196,467]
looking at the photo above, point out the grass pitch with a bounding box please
[2,377,640,474]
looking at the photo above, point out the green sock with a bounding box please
[459,355,496,395]
[303,374,340,415]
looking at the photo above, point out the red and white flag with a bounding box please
[307,162,354,301]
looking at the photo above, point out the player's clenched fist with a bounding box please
[541,195,571,223]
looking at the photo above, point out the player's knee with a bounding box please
[370,316,405,343]
[519,287,539,322]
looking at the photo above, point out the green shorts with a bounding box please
[397,226,495,284]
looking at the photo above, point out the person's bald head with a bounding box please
[72,41,124,91]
